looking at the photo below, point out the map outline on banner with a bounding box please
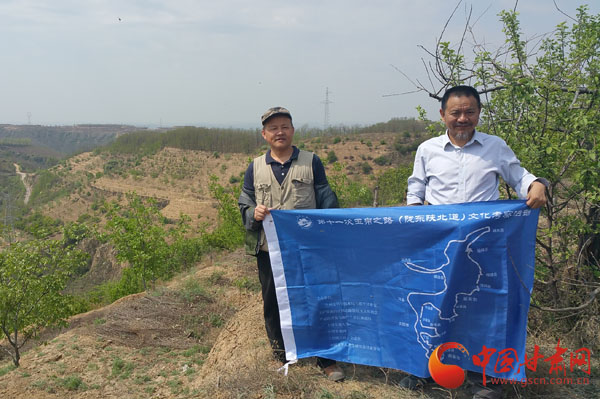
[406,225,490,358]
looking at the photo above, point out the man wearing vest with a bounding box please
[238,106,344,381]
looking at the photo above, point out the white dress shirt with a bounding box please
[406,130,539,205]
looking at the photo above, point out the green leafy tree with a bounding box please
[14,211,62,239]
[328,162,373,207]
[202,175,245,249]
[105,193,176,291]
[409,5,600,325]
[375,166,412,206]
[0,239,87,367]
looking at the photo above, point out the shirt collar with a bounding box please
[443,130,483,149]
[265,146,299,164]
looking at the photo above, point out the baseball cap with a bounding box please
[261,107,292,125]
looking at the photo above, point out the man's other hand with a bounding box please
[526,181,547,209]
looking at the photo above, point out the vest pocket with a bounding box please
[291,177,314,208]
[256,183,272,205]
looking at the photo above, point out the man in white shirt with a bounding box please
[403,85,547,399]
[407,85,547,208]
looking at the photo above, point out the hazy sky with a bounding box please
[0,1,597,128]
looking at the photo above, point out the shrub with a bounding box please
[328,162,374,207]
[373,155,390,166]
[326,150,338,164]
[360,162,373,175]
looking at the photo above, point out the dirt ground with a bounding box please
[2,248,596,399]
[0,249,259,398]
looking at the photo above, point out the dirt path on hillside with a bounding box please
[13,163,33,204]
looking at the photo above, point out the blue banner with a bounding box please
[263,200,539,380]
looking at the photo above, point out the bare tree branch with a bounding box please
[422,58,436,91]
[471,3,493,29]
[552,0,577,22]
[453,4,473,80]
[381,89,422,98]
[531,286,600,312]
[429,93,442,101]
[0,344,14,362]
[434,0,463,85]
[479,86,506,95]
[389,63,419,88]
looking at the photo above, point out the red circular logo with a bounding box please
[428,342,469,389]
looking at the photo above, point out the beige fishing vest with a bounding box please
[253,150,316,252]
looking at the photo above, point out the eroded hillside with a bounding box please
[36,147,250,227]
[31,131,420,228]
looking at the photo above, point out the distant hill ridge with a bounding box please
[101,117,428,156]
[0,124,150,155]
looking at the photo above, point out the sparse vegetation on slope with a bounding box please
[101,126,264,156]
[1,71,598,397]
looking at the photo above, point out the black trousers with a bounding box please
[257,250,335,368]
